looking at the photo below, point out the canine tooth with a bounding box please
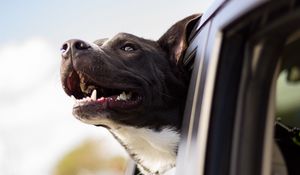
[91,89,97,100]
[71,95,76,102]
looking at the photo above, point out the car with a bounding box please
[127,0,300,174]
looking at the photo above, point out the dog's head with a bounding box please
[60,14,200,131]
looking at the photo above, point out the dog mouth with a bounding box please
[64,70,143,111]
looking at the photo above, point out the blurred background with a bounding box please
[0,0,213,174]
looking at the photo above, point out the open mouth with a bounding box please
[64,70,143,110]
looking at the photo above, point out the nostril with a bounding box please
[60,39,90,59]
[61,43,69,53]
[74,41,90,50]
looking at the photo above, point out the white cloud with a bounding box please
[0,38,127,175]
[0,38,56,93]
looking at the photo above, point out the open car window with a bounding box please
[274,29,300,175]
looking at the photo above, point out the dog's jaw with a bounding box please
[110,125,180,175]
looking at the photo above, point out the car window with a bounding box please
[274,30,300,175]
[276,70,300,127]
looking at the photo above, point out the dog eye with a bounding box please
[120,44,136,52]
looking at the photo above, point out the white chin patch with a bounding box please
[111,125,180,174]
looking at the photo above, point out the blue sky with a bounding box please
[0,1,214,174]
[0,0,212,45]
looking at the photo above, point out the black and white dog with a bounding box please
[60,14,201,175]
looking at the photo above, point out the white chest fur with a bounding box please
[111,126,180,174]
[74,114,180,174]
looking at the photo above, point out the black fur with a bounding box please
[60,14,201,174]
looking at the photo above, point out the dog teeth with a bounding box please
[75,97,91,104]
[78,72,84,80]
[117,91,132,101]
[127,92,132,99]
[117,92,126,100]
[80,82,86,92]
[81,84,96,94]
[72,89,97,106]
[71,95,76,102]
[78,72,87,91]
[91,89,97,100]
[86,85,96,94]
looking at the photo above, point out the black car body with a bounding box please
[129,0,300,174]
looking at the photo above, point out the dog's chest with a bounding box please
[111,125,180,174]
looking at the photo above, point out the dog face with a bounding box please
[60,14,200,174]
[60,14,200,130]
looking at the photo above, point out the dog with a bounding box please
[60,14,201,175]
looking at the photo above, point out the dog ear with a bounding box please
[158,14,202,65]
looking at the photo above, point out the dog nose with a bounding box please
[61,39,91,58]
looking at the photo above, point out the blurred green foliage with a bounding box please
[53,139,127,175]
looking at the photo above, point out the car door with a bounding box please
[126,0,300,174]
[176,0,300,175]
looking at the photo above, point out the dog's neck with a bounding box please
[109,125,180,174]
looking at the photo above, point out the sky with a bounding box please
[0,1,214,175]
